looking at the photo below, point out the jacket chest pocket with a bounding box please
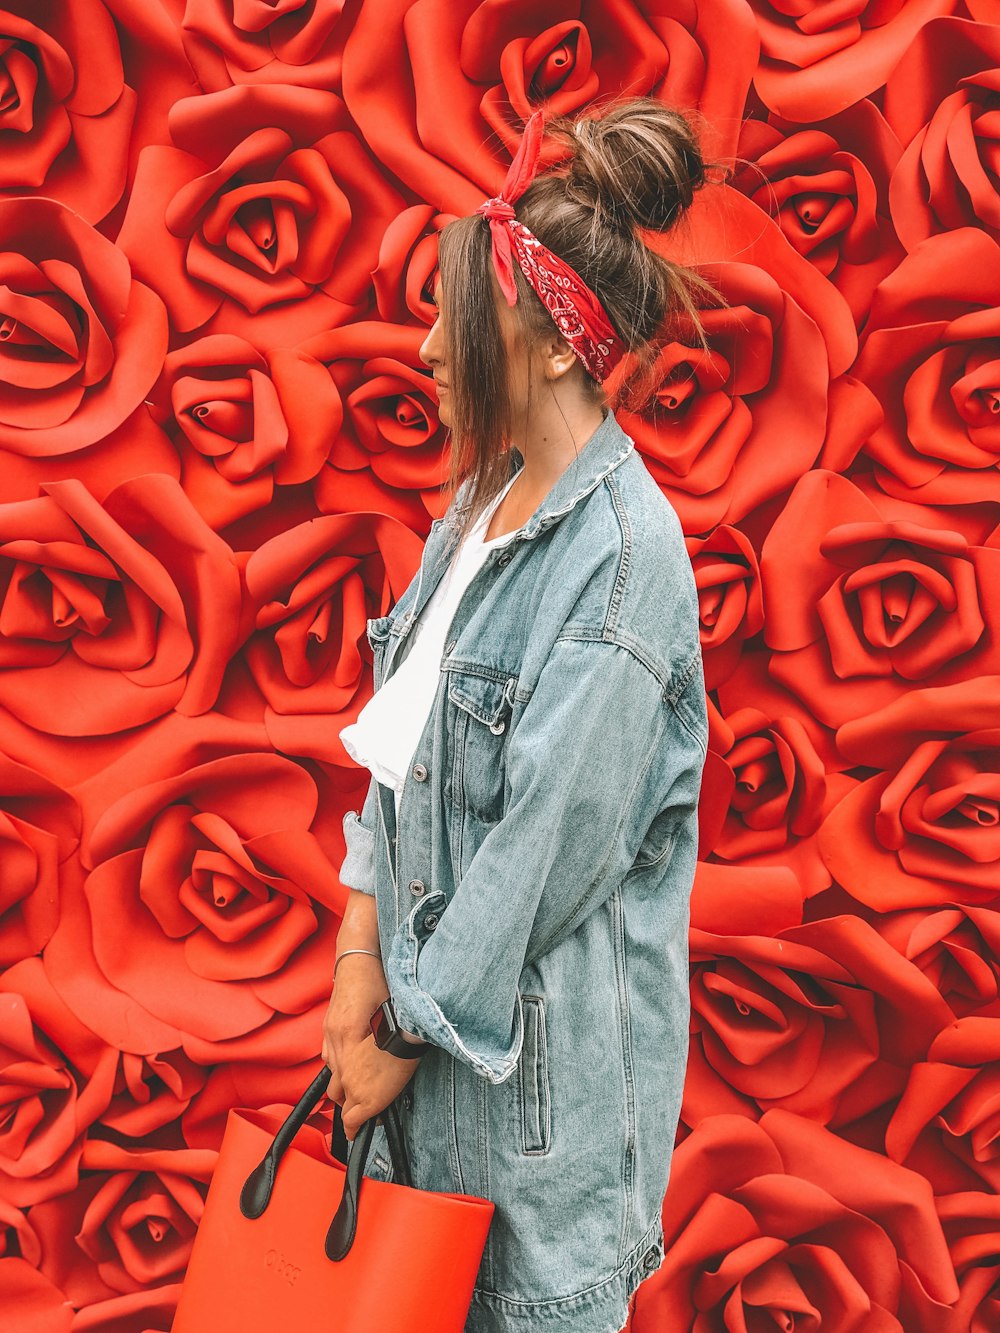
[366,615,394,691]
[446,668,516,823]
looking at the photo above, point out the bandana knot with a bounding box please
[472,110,625,385]
[475,196,516,222]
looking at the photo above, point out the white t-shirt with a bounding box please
[339,470,520,823]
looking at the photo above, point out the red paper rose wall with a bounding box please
[1,0,998,1328]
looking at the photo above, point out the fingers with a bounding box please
[341,1103,358,1142]
[341,1094,374,1143]
[326,1065,345,1106]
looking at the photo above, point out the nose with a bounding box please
[419,315,444,370]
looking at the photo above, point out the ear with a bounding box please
[541,332,577,381]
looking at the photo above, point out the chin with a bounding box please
[435,396,452,427]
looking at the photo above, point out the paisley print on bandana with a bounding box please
[474,111,624,384]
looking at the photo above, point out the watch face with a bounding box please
[371,999,394,1046]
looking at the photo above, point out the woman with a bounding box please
[324,99,720,1333]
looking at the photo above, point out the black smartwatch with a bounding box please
[370,997,434,1058]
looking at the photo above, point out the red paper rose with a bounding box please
[935,1192,1000,1333]
[118,85,406,340]
[822,679,1000,911]
[0,475,242,736]
[701,699,854,894]
[146,335,340,530]
[61,741,348,1045]
[885,18,1000,251]
[749,0,954,122]
[617,186,880,533]
[686,912,952,1131]
[342,0,758,211]
[875,905,1000,1019]
[757,470,1000,730]
[372,204,459,326]
[102,1049,207,1138]
[301,321,453,525]
[0,0,136,222]
[686,524,763,690]
[733,99,904,324]
[632,1109,960,1330]
[886,1016,1000,1195]
[0,754,79,966]
[182,0,351,91]
[0,198,167,456]
[30,1140,215,1306]
[243,508,424,761]
[0,957,116,1207]
[854,228,1000,506]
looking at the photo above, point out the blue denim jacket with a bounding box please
[338,407,707,1332]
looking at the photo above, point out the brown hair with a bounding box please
[434,96,730,549]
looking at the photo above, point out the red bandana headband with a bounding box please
[474,110,625,385]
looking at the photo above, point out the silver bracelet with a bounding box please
[333,947,382,982]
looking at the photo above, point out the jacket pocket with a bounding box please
[446,668,516,823]
[626,805,682,879]
[518,995,551,1156]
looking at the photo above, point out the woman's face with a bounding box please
[418,271,539,432]
[419,275,453,428]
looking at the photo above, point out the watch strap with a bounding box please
[372,998,434,1057]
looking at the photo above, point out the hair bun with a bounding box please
[552,98,709,235]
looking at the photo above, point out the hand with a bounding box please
[321,954,420,1140]
[337,1036,422,1142]
[322,952,388,1107]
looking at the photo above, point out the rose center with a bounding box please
[0,43,38,128]
[237,198,278,256]
[0,61,19,116]
[956,795,999,828]
[145,1215,170,1244]
[0,289,85,367]
[0,562,114,642]
[530,26,581,99]
[189,397,255,445]
[879,571,915,628]
[792,192,839,234]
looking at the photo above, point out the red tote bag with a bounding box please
[171,1066,494,1333]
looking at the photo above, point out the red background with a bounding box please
[1,1,999,1329]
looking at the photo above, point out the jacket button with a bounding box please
[497,550,512,568]
[408,879,426,896]
[424,914,439,930]
[489,719,505,734]
[412,762,428,781]
[445,639,456,653]
[402,1088,413,1110]
[643,1246,659,1272]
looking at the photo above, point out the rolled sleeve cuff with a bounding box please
[383,891,524,1085]
[339,809,376,895]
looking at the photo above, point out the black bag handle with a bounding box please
[239,1063,413,1262]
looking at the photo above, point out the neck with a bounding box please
[507,392,608,496]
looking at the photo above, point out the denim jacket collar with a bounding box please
[445,406,634,545]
